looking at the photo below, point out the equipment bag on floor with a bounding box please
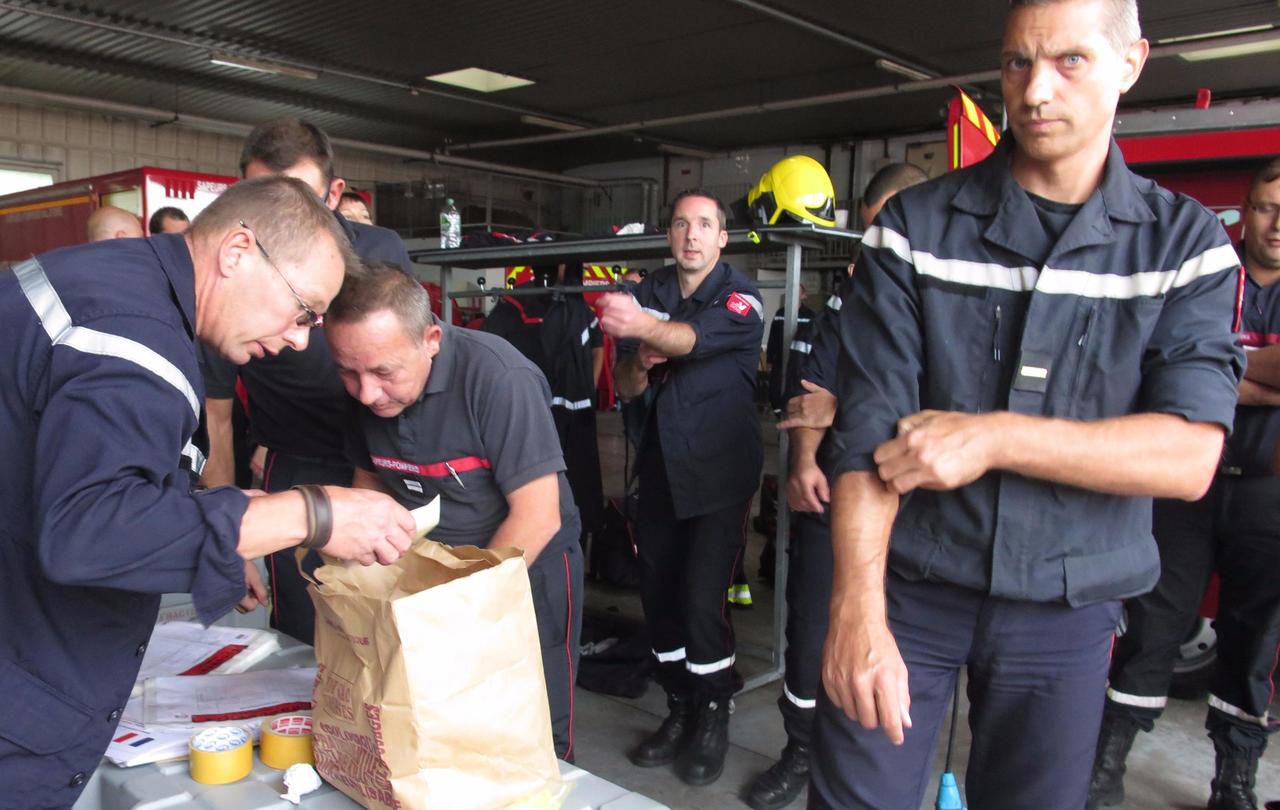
[302,542,560,810]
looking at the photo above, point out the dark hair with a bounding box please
[148,206,189,234]
[327,261,434,339]
[1251,157,1280,193]
[863,163,930,208]
[239,118,335,186]
[1008,0,1140,52]
[670,189,728,230]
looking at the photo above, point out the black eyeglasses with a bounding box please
[239,220,322,328]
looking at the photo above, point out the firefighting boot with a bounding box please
[1085,709,1141,809]
[676,696,731,786]
[1208,746,1260,810]
[628,692,694,767]
[746,739,810,810]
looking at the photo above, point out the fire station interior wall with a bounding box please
[0,101,456,208]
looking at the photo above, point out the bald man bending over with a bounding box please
[87,206,144,242]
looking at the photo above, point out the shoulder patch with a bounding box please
[726,291,762,319]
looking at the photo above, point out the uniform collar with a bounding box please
[421,320,456,397]
[149,233,198,338]
[658,260,729,304]
[951,136,1156,264]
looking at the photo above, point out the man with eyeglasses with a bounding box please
[1088,156,1280,810]
[0,175,416,807]
[199,118,417,645]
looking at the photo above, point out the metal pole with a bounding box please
[441,264,454,323]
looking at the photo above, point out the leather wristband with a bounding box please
[293,485,333,551]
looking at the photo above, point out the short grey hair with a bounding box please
[326,261,434,340]
[190,175,358,281]
[1009,0,1141,52]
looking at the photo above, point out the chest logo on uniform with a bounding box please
[726,293,752,317]
[405,479,423,494]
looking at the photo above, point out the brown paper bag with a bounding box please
[302,541,561,810]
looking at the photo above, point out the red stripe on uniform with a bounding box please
[1240,331,1280,348]
[370,455,491,478]
[562,549,575,761]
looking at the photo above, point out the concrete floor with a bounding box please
[575,410,1280,810]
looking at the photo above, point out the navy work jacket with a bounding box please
[620,262,765,519]
[831,137,1244,606]
[0,234,248,805]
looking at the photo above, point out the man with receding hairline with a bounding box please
[86,205,143,242]
[0,175,414,806]
[810,1,1245,807]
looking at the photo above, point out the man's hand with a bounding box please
[637,342,668,371]
[873,410,996,494]
[322,487,415,566]
[235,561,269,613]
[822,604,912,745]
[598,292,655,340]
[787,456,830,513]
[777,380,838,430]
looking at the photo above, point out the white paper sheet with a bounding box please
[135,622,280,684]
[142,667,316,727]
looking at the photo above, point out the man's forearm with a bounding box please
[200,398,235,488]
[488,474,561,565]
[988,411,1223,500]
[830,471,900,618]
[789,426,826,470]
[1244,346,1280,389]
[614,355,650,401]
[237,492,308,559]
[638,319,697,358]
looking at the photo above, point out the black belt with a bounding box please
[267,449,350,468]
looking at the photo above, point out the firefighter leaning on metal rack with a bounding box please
[745,161,928,810]
[1088,156,1280,810]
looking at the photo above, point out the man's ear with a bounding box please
[1118,37,1150,95]
[217,225,254,279]
[717,228,729,248]
[326,177,348,210]
[423,323,444,355]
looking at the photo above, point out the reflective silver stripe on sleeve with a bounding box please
[790,340,813,354]
[738,293,764,320]
[15,258,200,417]
[181,440,207,476]
[783,682,816,709]
[581,326,590,346]
[687,654,735,674]
[550,396,593,411]
[642,307,671,321]
[1106,688,1167,710]
[653,647,687,663]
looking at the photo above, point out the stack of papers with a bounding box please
[104,622,309,768]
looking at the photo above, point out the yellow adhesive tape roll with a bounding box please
[189,726,253,785]
[259,714,314,770]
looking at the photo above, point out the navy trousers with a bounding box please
[778,511,834,747]
[809,573,1121,810]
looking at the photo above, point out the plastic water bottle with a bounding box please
[440,198,461,248]
[936,772,965,810]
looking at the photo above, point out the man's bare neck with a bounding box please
[678,264,715,299]
[1010,138,1111,205]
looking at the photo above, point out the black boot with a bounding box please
[1085,710,1141,809]
[676,696,731,786]
[628,692,693,767]
[1208,747,1259,810]
[746,740,810,810]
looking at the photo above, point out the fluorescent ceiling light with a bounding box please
[426,67,534,93]
[1179,36,1280,62]
[1157,25,1271,45]
[874,58,933,82]
[519,115,583,132]
[208,52,318,80]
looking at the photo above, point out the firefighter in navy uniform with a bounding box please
[325,265,585,762]
[1089,157,1280,810]
[0,177,414,809]
[484,264,605,545]
[597,189,764,787]
[200,118,418,644]
[746,163,928,810]
[813,3,1246,808]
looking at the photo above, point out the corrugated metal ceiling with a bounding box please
[0,0,1277,171]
